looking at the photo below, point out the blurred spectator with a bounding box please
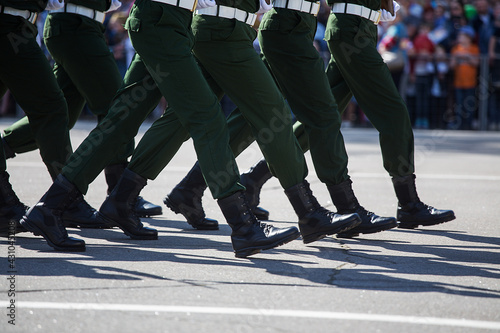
[106,12,130,77]
[488,0,500,130]
[379,6,409,90]
[409,22,435,128]
[471,0,495,54]
[428,1,451,45]
[430,44,451,128]
[444,0,469,51]
[407,0,425,19]
[450,26,480,129]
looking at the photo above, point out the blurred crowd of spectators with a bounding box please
[1,0,499,131]
[334,0,500,130]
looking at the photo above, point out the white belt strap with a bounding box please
[50,3,105,23]
[195,5,257,26]
[273,0,320,16]
[152,0,198,12]
[331,3,381,24]
[0,5,38,24]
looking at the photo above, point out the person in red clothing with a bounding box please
[409,22,435,129]
[450,25,480,130]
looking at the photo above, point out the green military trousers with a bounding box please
[129,14,308,193]
[2,13,132,169]
[324,13,414,177]
[62,0,243,199]
[258,9,348,185]
[0,16,72,178]
[195,9,349,186]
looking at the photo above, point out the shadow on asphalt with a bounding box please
[10,220,500,299]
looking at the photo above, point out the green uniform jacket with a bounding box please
[0,0,47,12]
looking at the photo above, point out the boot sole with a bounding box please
[337,220,398,238]
[20,218,86,252]
[64,223,113,229]
[234,229,300,258]
[63,221,115,229]
[397,213,456,229]
[302,218,361,244]
[164,197,219,230]
[136,207,163,218]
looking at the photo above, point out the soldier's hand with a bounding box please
[380,1,400,22]
[46,0,64,10]
[196,0,217,9]
[257,0,273,13]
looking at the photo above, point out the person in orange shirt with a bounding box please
[450,26,480,130]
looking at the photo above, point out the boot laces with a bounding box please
[128,197,141,221]
[303,185,320,210]
[74,195,97,214]
[56,215,69,237]
[357,205,375,218]
[239,192,259,222]
[258,222,273,234]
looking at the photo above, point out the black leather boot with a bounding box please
[0,171,28,237]
[100,168,158,239]
[284,180,361,244]
[164,162,218,230]
[327,179,397,238]
[20,175,85,251]
[218,191,300,258]
[62,196,114,229]
[392,174,455,229]
[240,159,273,220]
[105,163,162,217]
[2,137,16,159]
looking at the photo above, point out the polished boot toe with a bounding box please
[337,207,397,238]
[232,223,300,258]
[135,196,162,217]
[392,175,455,229]
[397,202,455,229]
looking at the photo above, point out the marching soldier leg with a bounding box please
[0,29,72,179]
[258,10,396,237]
[21,52,163,247]
[61,52,162,195]
[107,1,299,256]
[193,15,359,242]
[0,19,72,238]
[325,14,454,228]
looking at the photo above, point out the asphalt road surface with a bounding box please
[1,119,499,332]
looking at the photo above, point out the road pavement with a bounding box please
[1,119,499,332]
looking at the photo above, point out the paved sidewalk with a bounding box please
[1,120,499,332]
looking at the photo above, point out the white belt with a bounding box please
[331,3,381,24]
[0,6,38,24]
[273,0,320,16]
[152,0,198,12]
[195,5,257,26]
[50,4,105,23]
